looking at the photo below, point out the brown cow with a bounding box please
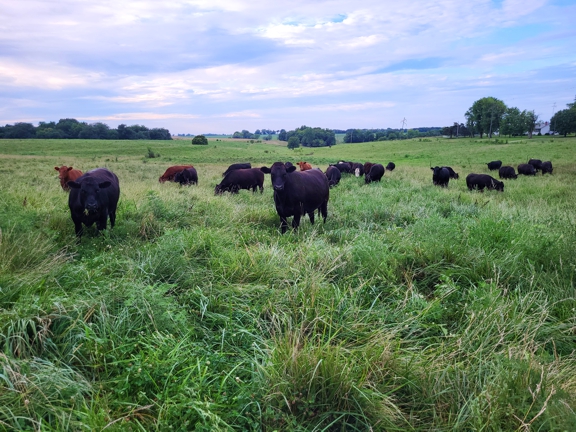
[159,165,194,183]
[55,166,83,191]
[297,161,312,171]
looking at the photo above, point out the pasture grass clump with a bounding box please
[1,137,575,430]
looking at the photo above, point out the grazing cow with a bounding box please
[528,159,543,172]
[68,168,120,238]
[499,166,517,179]
[363,162,375,175]
[431,166,450,187]
[55,166,83,191]
[466,174,504,192]
[222,163,251,178]
[365,164,385,184]
[333,162,352,174]
[541,161,553,175]
[385,162,396,172]
[297,161,313,171]
[260,162,329,234]
[349,162,364,177]
[159,165,194,183]
[174,167,198,186]
[215,168,264,194]
[325,165,341,187]
[487,160,502,171]
[518,163,536,176]
[442,166,459,179]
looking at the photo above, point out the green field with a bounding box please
[1,137,575,431]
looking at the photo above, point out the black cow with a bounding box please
[285,162,294,169]
[332,162,352,174]
[260,163,329,234]
[325,165,341,187]
[68,168,120,238]
[222,162,251,177]
[350,162,364,177]
[487,160,502,171]
[466,174,504,192]
[365,164,385,184]
[528,159,543,172]
[215,168,264,194]
[518,163,536,176]
[363,162,375,175]
[431,166,450,187]
[442,166,459,179]
[498,166,517,179]
[541,161,553,175]
[174,167,198,185]
[385,162,396,172]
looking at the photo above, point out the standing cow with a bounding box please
[541,161,553,175]
[174,167,198,186]
[487,160,502,171]
[325,165,341,187]
[215,168,264,194]
[159,165,194,183]
[431,166,450,187]
[68,168,120,238]
[518,163,536,176]
[297,161,313,171]
[55,166,83,191]
[528,159,543,172]
[365,164,385,184]
[466,174,504,192]
[260,163,329,234]
[222,163,251,177]
[499,166,517,179]
[442,166,459,179]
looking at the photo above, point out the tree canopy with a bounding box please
[279,126,335,148]
[465,97,507,138]
[191,135,209,145]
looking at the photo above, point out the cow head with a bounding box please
[261,162,296,191]
[55,165,73,179]
[68,178,111,213]
[493,180,505,192]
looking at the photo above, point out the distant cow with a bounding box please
[159,165,194,183]
[541,161,553,175]
[325,165,341,187]
[215,168,264,194]
[260,162,329,234]
[363,162,375,175]
[466,174,504,192]
[333,162,352,174]
[385,162,396,172]
[431,166,450,187]
[442,166,459,179]
[528,159,543,172]
[499,166,517,179]
[518,163,536,176]
[487,160,502,171]
[55,166,83,191]
[365,164,385,184]
[68,168,120,238]
[174,167,198,186]
[297,161,313,171]
[222,163,251,177]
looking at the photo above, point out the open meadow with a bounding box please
[1,136,575,431]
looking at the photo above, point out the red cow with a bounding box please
[55,166,83,191]
[159,165,194,183]
[297,161,312,171]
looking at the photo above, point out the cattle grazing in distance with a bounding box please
[363,162,375,175]
[333,162,352,174]
[365,164,385,184]
[431,166,450,187]
[385,162,396,172]
[215,168,264,194]
[518,163,536,176]
[159,165,194,183]
[325,165,341,187]
[528,159,543,172]
[541,161,553,175]
[348,162,364,177]
[260,162,329,234]
[466,174,504,192]
[222,163,251,177]
[55,166,83,191]
[487,160,502,171]
[297,161,313,171]
[442,166,459,179]
[174,167,198,186]
[68,168,120,238]
[499,166,517,179]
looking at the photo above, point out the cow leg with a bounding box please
[96,212,108,231]
[320,201,328,223]
[259,185,263,194]
[74,221,83,238]
[308,211,315,225]
[280,216,289,234]
[292,213,301,230]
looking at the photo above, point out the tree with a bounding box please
[500,107,526,137]
[551,109,576,137]
[287,136,300,149]
[192,135,208,145]
[278,129,287,141]
[465,97,507,138]
[525,110,539,139]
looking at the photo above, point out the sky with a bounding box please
[1,0,575,134]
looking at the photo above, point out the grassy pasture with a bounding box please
[1,137,575,431]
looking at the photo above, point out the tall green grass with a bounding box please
[1,137,575,430]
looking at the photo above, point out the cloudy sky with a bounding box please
[1,0,575,134]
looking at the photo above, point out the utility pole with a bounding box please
[551,102,556,134]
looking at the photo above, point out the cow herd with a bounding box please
[54,155,553,238]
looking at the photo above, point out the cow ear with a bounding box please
[260,166,271,174]
[287,166,297,173]
[67,167,73,171]
[430,167,434,171]
[68,181,81,189]
[54,166,60,171]
[99,181,111,189]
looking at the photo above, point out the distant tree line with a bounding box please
[343,127,442,143]
[0,118,172,140]
[277,126,336,149]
